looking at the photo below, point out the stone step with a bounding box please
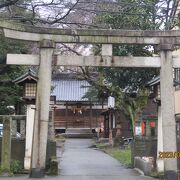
[65,128,94,138]
[66,128,92,134]
[65,133,94,138]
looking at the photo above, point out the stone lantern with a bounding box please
[14,69,38,104]
[14,69,56,170]
[14,69,37,170]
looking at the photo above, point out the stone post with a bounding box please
[1,116,12,175]
[20,119,26,138]
[30,40,55,178]
[11,120,17,137]
[159,42,177,179]
[24,105,35,170]
[48,110,55,140]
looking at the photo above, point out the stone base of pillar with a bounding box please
[24,157,31,170]
[29,168,45,178]
[156,158,164,173]
[164,170,177,180]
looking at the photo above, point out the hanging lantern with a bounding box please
[108,96,115,109]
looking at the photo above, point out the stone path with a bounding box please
[6,138,159,180]
[57,139,158,180]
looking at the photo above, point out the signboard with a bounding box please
[135,126,142,136]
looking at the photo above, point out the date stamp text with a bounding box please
[159,152,180,158]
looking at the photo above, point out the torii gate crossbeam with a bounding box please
[6,53,180,68]
[0,21,179,180]
[1,20,180,44]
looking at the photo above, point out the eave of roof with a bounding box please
[146,76,160,87]
[13,69,38,85]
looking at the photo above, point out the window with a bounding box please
[174,68,180,89]
[25,83,37,97]
[176,121,180,138]
[157,85,160,98]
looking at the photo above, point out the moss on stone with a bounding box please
[1,116,11,174]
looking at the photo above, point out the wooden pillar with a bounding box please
[65,102,68,129]
[159,42,177,179]
[30,40,55,178]
[109,111,113,146]
[104,116,106,138]
[1,116,11,175]
[96,104,98,128]
[107,115,109,138]
[90,103,92,129]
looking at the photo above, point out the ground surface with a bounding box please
[7,139,159,180]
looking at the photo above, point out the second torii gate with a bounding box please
[0,20,180,179]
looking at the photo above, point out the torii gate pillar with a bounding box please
[30,40,55,178]
[159,43,178,180]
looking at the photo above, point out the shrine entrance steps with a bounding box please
[65,128,94,138]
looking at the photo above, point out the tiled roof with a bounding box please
[146,76,160,86]
[51,79,90,102]
[13,69,38,85]
[146,75,180,87]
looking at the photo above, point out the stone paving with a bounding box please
[6,138,159,180]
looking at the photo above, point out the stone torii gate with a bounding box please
[0,21,180,179]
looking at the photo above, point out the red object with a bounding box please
[141,122,145,136]
[150,121,155,127]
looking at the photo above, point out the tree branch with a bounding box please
[0,0,20,9]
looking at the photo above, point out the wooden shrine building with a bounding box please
[51,73,104,134]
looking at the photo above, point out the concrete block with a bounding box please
[134,156,153,176]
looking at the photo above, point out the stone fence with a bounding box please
[133,136,180,175]
[0,115,56,172]
[132,137,157,175]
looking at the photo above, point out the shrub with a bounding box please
[10,160,23,174]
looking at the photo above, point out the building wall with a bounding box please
[142,98,158,117]
[140,98,158,137]
[175,90,180,114]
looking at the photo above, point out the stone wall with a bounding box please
[132,137,157,167]
[0,138,56,168]
[0,138,25,165]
